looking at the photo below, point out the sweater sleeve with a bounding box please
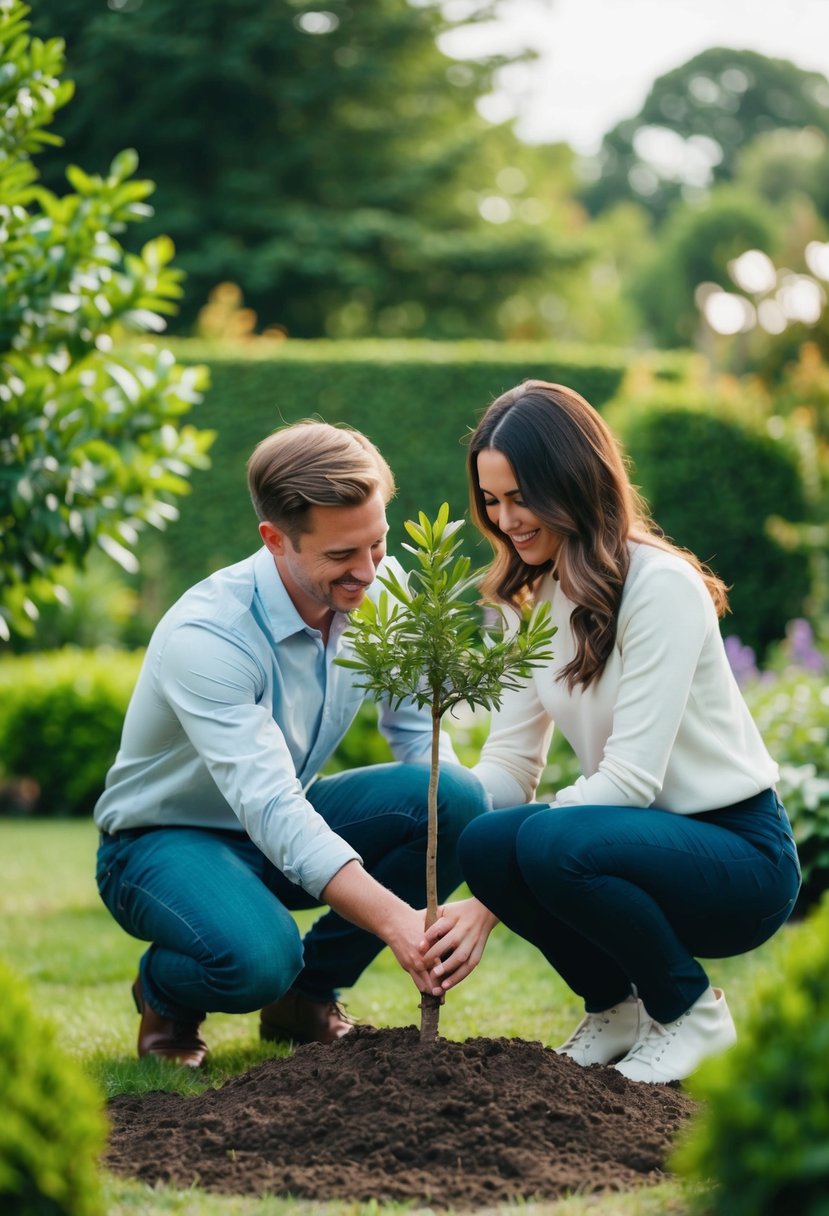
[553,563,713,807]
[472,674,555,807]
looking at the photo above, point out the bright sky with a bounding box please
[439,0,829,153]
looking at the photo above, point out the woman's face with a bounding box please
[476,448,561,566]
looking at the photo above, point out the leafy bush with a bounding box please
[612,397,810,656]
[0,648,143,816]
[0,1,213,642]
[743,670,829,915]
[673,896,829,1215]
[0,959,105,1215]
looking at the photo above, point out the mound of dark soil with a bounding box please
[105,1027,697,1208]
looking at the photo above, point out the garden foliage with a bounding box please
[674,894,829,1215]
[611,395,811,656]
[743,669,829,915]
[0,647,143,816]
[0,0,213,642]
[0,959,105,1216]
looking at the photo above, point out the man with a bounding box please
[95,421,487,1066]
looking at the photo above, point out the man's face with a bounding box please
[260,491,388,629]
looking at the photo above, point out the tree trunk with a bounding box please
[419,705,442,1043]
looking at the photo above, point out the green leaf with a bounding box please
[403,519,427,547]
[109,147,139,182]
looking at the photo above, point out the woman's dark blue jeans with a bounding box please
[96,761,486,1023]
[458,787,800,1024]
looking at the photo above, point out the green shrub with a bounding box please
[673,896,829,1215]
[0,960,105,1216]
[613,398,810,656]
[142,338,638,609]
[743,671,829,915]
[0,649,143,816]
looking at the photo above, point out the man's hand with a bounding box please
[320,860,443,996]
[382,905,445,996]
[420,897,499,991]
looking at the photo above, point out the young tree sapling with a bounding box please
[338,503,555,1041]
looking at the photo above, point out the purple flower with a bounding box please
[785,618,828,674]
[724,634,760,686]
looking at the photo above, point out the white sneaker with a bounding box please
[555,995,642,1066]
[614,986,737,1084]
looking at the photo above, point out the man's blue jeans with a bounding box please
[458,787,801,1024]
[96,762,487,1022]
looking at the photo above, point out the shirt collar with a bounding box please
[253,546,349,646]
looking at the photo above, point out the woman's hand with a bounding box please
[419,897,499,991]
[382,905,447,996]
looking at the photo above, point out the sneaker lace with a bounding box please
[561,1010,611,1049]
[625,1013,684,1064]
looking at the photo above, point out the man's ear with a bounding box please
[259,520,288,556]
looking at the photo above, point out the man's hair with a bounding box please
[247,420,395,542]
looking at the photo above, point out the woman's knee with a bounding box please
[457,806,527,894]
[514,808,585,894]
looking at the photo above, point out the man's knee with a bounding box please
[437,765,489,838]
[213,924,304,1013]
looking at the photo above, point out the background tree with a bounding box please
[630,187,777,347]
[582,48,829,224]
[0,1,213,643]
[28,0,576,339]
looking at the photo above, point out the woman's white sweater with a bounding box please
[473,542,778,813]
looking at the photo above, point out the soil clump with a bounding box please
[105,1026,697,1208]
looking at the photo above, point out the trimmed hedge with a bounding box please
[0,960,105,1215]
[611,398,811,656]
[149,338,633,605]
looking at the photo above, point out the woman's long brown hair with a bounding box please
[468,380,729,690]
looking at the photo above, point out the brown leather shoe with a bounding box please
[259,989,357,1045]
[132,977,208,1068]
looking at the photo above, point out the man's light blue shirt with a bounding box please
[94,547,457,898]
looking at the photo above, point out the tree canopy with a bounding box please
[582,48,829,223]
[29,0,570,338]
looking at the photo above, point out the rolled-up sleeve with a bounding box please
[157,623,360,897]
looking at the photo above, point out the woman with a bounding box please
[422,380,800,1084]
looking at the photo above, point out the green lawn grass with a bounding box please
[1,819,786,1215]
